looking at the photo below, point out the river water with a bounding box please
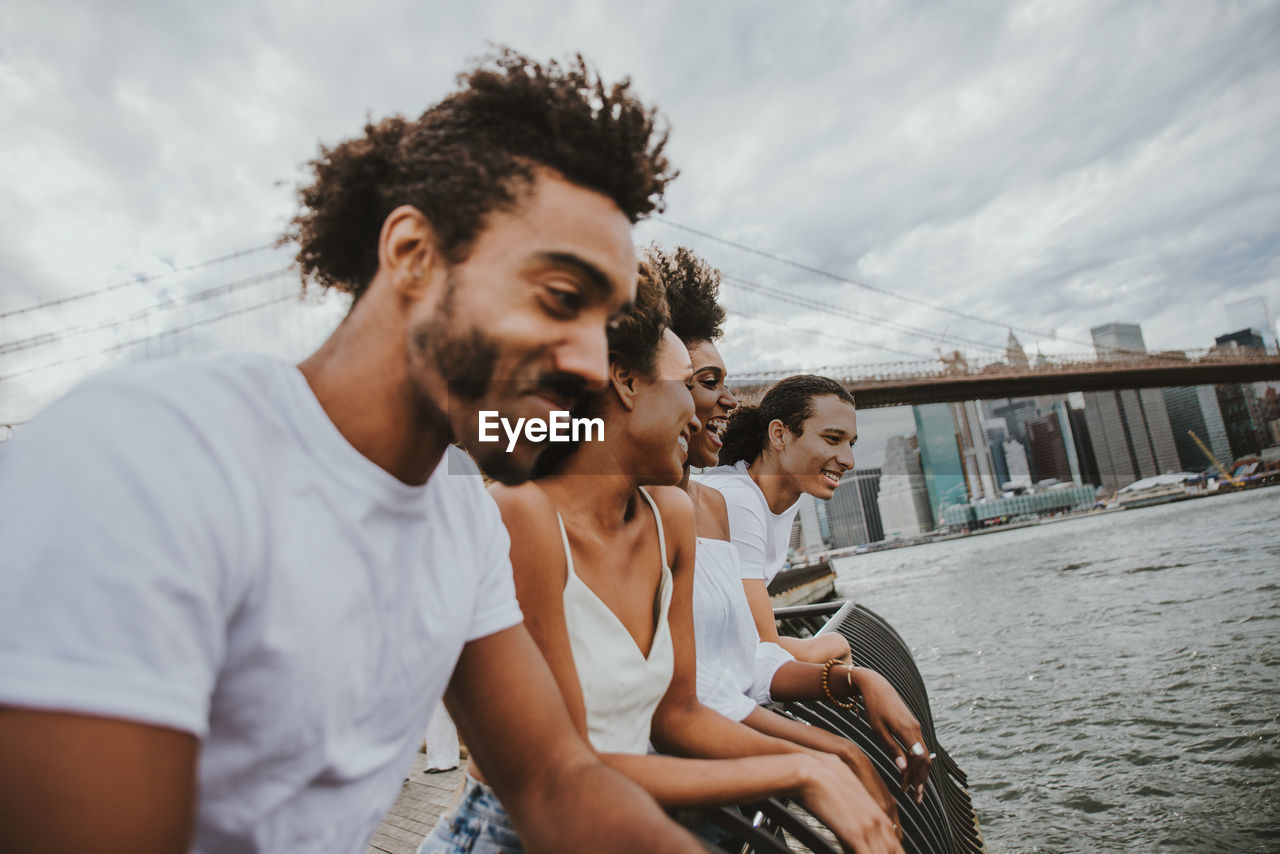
[830,486,1280,853]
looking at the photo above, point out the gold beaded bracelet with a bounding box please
[821,658,860,710]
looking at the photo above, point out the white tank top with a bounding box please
[691,538,793,721]
[560,488,675,755]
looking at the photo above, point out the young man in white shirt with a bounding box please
[0,49,704,854]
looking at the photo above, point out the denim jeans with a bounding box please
[417,774,524,854]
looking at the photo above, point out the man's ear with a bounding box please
[766,418,789,452]
[609,358,639,412]
[378,205,443,299]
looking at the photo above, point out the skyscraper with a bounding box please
[1083,322,1181,490]
[913,403,968,520]
[877,436,934,538]
[1215,382,1269,459]
[1065,406,1101,486]
[985,419,1011,488]
[1025,411,1072,482]
[1002,439,1032,488]
[1082,388,1182,490]
[1225,296,1278,352]
[951,400,1000,501]
[1162,385,1233,471]
[986,398,1037,449]
[794,493,827,553]
[1091,322,1147,359]
[1053,401,1086,486]
[1215,329,1268,352]
[828,468,884,548]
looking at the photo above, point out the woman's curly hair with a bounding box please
[284,47,678,298]
[644,244,725,346]
[718,375,855,466]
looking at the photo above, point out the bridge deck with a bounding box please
[732,352,1280,408]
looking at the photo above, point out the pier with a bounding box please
[366,754,463,854]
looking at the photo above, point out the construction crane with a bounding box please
[1187,430,1240,486]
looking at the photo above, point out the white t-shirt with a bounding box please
[691,538,793,721]
[698,461,801,584]
[0,353,523,854]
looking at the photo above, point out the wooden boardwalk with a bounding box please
[366,752,465,854]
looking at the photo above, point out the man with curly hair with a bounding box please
[0,50,703,854]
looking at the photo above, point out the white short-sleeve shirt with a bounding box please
[698,461,801,584]
[691,538,793,721]
[0,353,522,853]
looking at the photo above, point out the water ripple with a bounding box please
[834,486,1280,852]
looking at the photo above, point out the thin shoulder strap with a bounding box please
[554,512,577,578]
[636,488,670,571]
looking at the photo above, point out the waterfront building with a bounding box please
[1162,385,1233,471]
[1025,411,1072,483]
[1003,439,1032,488]
[828,468,884,548]
[913,403,968,520]
[1224,296,1278,352]
[877,435,934,538]
[938,483,1099,530]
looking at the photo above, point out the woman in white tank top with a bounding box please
[658,245,935,806]
[441,261,904,854]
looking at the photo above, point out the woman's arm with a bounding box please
[740,705,897,822]
[449,627,706,854]
[768,660,933,800]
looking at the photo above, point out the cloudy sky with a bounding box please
[2,0,1278,459]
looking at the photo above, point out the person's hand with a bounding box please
[848,667,932,802]
[821,746,899,833]
[790,754,905,854]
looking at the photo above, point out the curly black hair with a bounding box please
[718,375,855,466]
[284,47,677,298]
[644,244,725,346]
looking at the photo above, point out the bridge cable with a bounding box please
[656,218,1194,361]
[0,242,279,320]
[0,291,299,383]
[0,267,295,355]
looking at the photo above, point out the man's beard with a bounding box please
[418,271,501,403]
[411,272,590,484]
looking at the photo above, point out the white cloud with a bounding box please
[2,0,1277,435]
